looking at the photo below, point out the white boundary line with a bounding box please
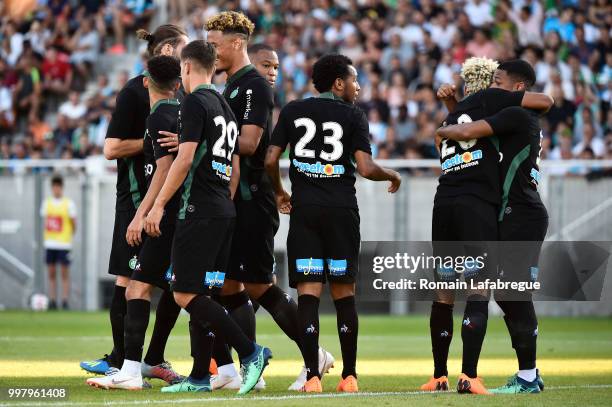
[1,384,611,407]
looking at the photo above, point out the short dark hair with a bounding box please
[181,40,217,73]
[498,59,536,90]
[312,54,353,93]
[248,43,274,55]
[147,55,181,91]
[51,175,63,187]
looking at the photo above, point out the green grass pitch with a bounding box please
[1,311,611,406]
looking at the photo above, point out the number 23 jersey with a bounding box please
[177,85,240,220]
[271,94,372,209]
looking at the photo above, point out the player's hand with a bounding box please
[275,190,292,215]
[144,205,164,237]
[436,84,456,100]
[126,214,144,247]
[388,170,401,193]
[158,131,179,153]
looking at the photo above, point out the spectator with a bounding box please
[58,91,87,127]
[572,122,605,158]
[1,20,24,66]
[466,28,498,59]
[465,0,493,28]
[428,11,457,51]
[503,1,543,47]
[13,54,42,127]
[68,17,100,78]
[41,47,73,97]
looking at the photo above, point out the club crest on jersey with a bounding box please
[229,88,239,99]
[128,256,138,270]
[441,150,483,171]
[292,159,345,178]
[296,258,324,275]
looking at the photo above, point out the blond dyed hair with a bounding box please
[460,57,499,96]
[205,11,255,38]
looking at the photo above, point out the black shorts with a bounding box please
[227,200,279,284]
[131,221,175,290]
[432,195,498,282]
[288,205,360,289]
[108,210,141,277]
[498,204,549,288]
[170,217,235,295]
[45,249,70,266]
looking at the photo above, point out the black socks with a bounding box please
[109,285,127,366]
[498,300,538,370]
[189,318,214,380]
[185,294,255,359]
[258,285,301,345]
[124,298,150,362]
[143,289,181,366]
[334,296,358,379]
[461,295,489,378]
[220,291,256,341]
[430,301,454,378]
[298,294,320,380]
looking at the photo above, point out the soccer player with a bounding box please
[436,60,548,394]
[248,43,279,88]
[265,54,401,393]
[80,25,187,379]
[41,175,76,310]
[423,57,553,394]
[205,11,333,390]
[143,39,272,395]
[86,55,184,390]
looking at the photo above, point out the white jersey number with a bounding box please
[456,113,477,150]
[294,118,344,161]
[212,115,238,160]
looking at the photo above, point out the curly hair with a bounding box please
[460,57,499,96]
[312,54,353,93]
[205,11,255,38]
[147,55,181,92]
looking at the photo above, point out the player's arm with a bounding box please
[265,107,291,214]
[437,106,524,142]
[229,153,240,200]
[483,88,553,114]
[521,92,554,112]
[238,79,274,156]
[437,84,458,112]
[265,146,291,214]
[103,87,144,160]
[145,142,197,237]
[126,155,173,246]
[352,109,401,193]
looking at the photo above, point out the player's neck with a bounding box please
[226,55,252,80]
[189,75,214,93]
[149,91,176,110]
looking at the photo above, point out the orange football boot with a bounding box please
[420,376,449,391]
[457,373,490,394]
[299,376,322,393]
[336,375,358,392]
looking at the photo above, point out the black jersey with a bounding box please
[222,64,275,208]
[106,74,149,212]
[270,92,372,209]
[484,106,546,220]
[177,84,240,220]
[144,99,181,219]
[435,88,526,206]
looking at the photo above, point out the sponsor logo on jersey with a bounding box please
[530,168,541,185]
[441,150,483,171]
[243,89,252,119]
[292,159,345,177]
[326,259,347,276]
[204,271,226,288]
[212,160,232,179]
[296,258,324,275]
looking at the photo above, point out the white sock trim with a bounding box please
[218,363,238,377]
[121,359,142,377]
[518,368,537,382]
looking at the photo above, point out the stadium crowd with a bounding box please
[0,0,610,163]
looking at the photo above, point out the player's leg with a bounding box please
[330,283,358,393]
[60,251,70,309]
[81,210,140,373]
[165,217,271,395]
[422,202,456,391]
[46,251,57,310]
[455,196,497,395]
[296,282,324,393]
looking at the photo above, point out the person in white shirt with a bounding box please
[465,0,493,27]
[58,91,87,126]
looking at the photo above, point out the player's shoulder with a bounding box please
[122,75,146,94]
[241,71,273,95]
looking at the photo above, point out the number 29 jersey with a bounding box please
[177,85,240,220]
[270,94,372,209]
